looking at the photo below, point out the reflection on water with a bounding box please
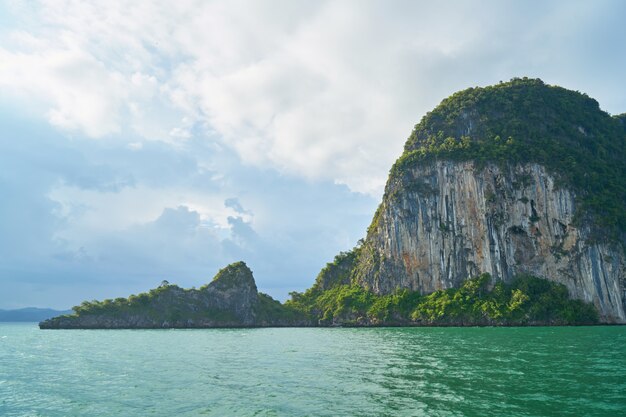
[0,324,625,416]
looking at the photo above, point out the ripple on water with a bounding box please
[0,325,625,416]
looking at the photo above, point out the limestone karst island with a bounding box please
[40,78,626,329]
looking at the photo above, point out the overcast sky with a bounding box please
[1,0,625,309]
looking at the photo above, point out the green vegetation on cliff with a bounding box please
[54,285,304,327]
[290,235,601,326]
[256,292,306,324]
[391,78,626,239]
[286,273,598,326]
[41,261,307,328]
[308,245,362,291]
[68,284,239,323]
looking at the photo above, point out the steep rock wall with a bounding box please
[354,161,625,322]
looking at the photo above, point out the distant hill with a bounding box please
[0,308,72,322]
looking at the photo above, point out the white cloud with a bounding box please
[1,0,625,194]
[0,44,125,137]
[46,181,250,244]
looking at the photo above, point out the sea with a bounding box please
[1,323,625,416]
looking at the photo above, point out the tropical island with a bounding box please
[40,78,625,329]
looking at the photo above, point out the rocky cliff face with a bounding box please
[354,160,626,322]
[201,261,259,325]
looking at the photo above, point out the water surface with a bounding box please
[1,324,625,416]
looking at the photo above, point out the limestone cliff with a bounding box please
[353,161,625,322]
[351,78,626,323]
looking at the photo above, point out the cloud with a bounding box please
[224,197,251,215]
[1,1,625,193]
[0,109,376,308]
[96,205,227,277]
[0,42,125,137]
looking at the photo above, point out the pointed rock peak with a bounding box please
[209,261,257,292]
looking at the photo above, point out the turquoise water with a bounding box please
[1,324,625,416]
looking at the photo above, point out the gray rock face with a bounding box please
[354,160,625,322]
[202,261,259,324]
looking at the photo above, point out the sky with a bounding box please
[1,0,625,309]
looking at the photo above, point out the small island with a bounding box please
[40,262,306,329]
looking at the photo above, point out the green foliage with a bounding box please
[615,113,626,134]
[392,78,626,240]
[68,270,305,326]
[255,293,306,324]
[287,273,598,326]
[367,205,383,236]
[510,274,598,323]
[69,284,240,323]
[411,274,598,325]
[287,284,368,324]
[202,261,252,291]
[367,289,422,322]
[312,245,362,291]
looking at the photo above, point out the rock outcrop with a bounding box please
[40,262,307,329]
[201,261,260,325]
